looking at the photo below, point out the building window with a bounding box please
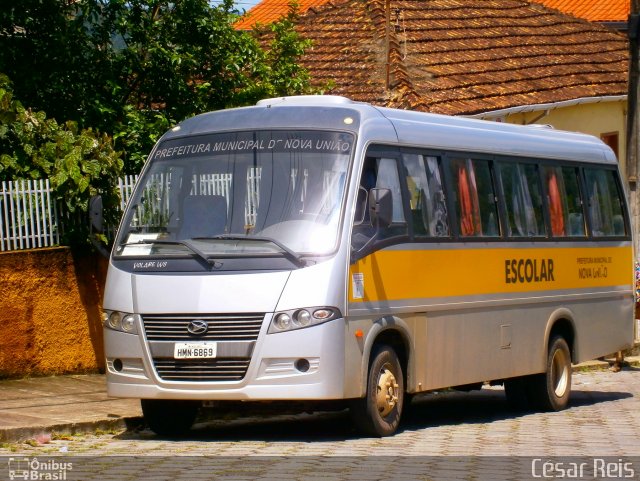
[601,132,619,159]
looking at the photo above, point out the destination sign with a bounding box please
[154,131,354,160]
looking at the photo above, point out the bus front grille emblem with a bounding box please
[187,320,208,336]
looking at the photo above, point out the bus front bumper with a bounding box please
[104,317,347,401]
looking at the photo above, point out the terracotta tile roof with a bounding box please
[235,0,330,30]
[532,0,629,23]
[294,0,628,116]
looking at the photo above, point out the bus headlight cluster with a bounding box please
[268,307,341,334]
[103,310,139,334]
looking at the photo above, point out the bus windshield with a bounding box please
[114,130,354,261]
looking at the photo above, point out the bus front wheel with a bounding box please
[141,399,200,436]
[529,336,572,411]
[350,345,404,437]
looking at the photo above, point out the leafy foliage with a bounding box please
[0,0,318,249]
[0,75,123,247]
[0,0,318,174]
[265,6,314,97]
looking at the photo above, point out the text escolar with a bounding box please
[505,258,555,284]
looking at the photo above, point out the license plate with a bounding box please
[174,342,217,359]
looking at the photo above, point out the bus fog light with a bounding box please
[121,314,136,333]
[108,312,122,330]
[274,313,292,330]
[295,309,311,327]
[113,359,123,372]
[295,358,310,373]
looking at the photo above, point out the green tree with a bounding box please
[0,0,97,125]
[265,5,314,97]
[0,0,318,174]
[0,75,123,248]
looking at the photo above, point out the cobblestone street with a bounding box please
[2,368,640,480]
[3,368,640,457]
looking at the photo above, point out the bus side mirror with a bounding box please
[369,188,392,229]
[90,195,104,234]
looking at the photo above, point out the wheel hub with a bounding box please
[551,347,569,397]
[375,365,399,417]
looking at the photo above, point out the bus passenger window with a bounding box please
[451,158,498,237]
[402,153,449,238]
[584,168,626,237]
[541,166,585,237]
[547,170,565,236]
[561,167,585,236]
[499,162,545,238]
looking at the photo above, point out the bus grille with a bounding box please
[152,359,252,382]
[141,313,264,341]
[141,313,264,382]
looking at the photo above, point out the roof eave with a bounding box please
[469,95,628,120]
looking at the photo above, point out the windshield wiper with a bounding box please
[119,239,216,268]
[196,234,306,267]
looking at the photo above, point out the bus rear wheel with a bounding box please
[141,399,200,436]
[350,345,404,437]
[528,336,572,411]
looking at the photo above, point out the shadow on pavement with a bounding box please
[116,409,355,442]
[401,386,632,432]
[114,379,632,443]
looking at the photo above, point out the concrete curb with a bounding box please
[572,356,640,372]
[0,417,143,444]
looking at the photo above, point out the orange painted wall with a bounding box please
[0,248,107,378]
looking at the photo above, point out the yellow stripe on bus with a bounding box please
[349,245,633,302]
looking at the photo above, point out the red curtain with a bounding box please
[548,171,564,236]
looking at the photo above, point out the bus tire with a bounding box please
[141,399,200,436]
[528,336,572,411]
[350,345,404,437]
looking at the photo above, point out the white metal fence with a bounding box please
[0,176,139,252]
[1,179,59,251]
[117,175,138,211]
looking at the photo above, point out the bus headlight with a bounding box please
[108,311,121,330]
[268,307,341,334]
[274,313,292,330]
[294,309,311,327]
[104,311,139,334]
[121,314,136,333]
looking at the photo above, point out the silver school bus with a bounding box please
[102,95,635,437]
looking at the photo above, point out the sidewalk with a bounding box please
[1,357,638,444]
[0,374,141,443]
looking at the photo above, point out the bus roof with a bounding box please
[165,96,616,165]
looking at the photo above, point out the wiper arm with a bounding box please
[198,234,306,267]
[119,239,216,267]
